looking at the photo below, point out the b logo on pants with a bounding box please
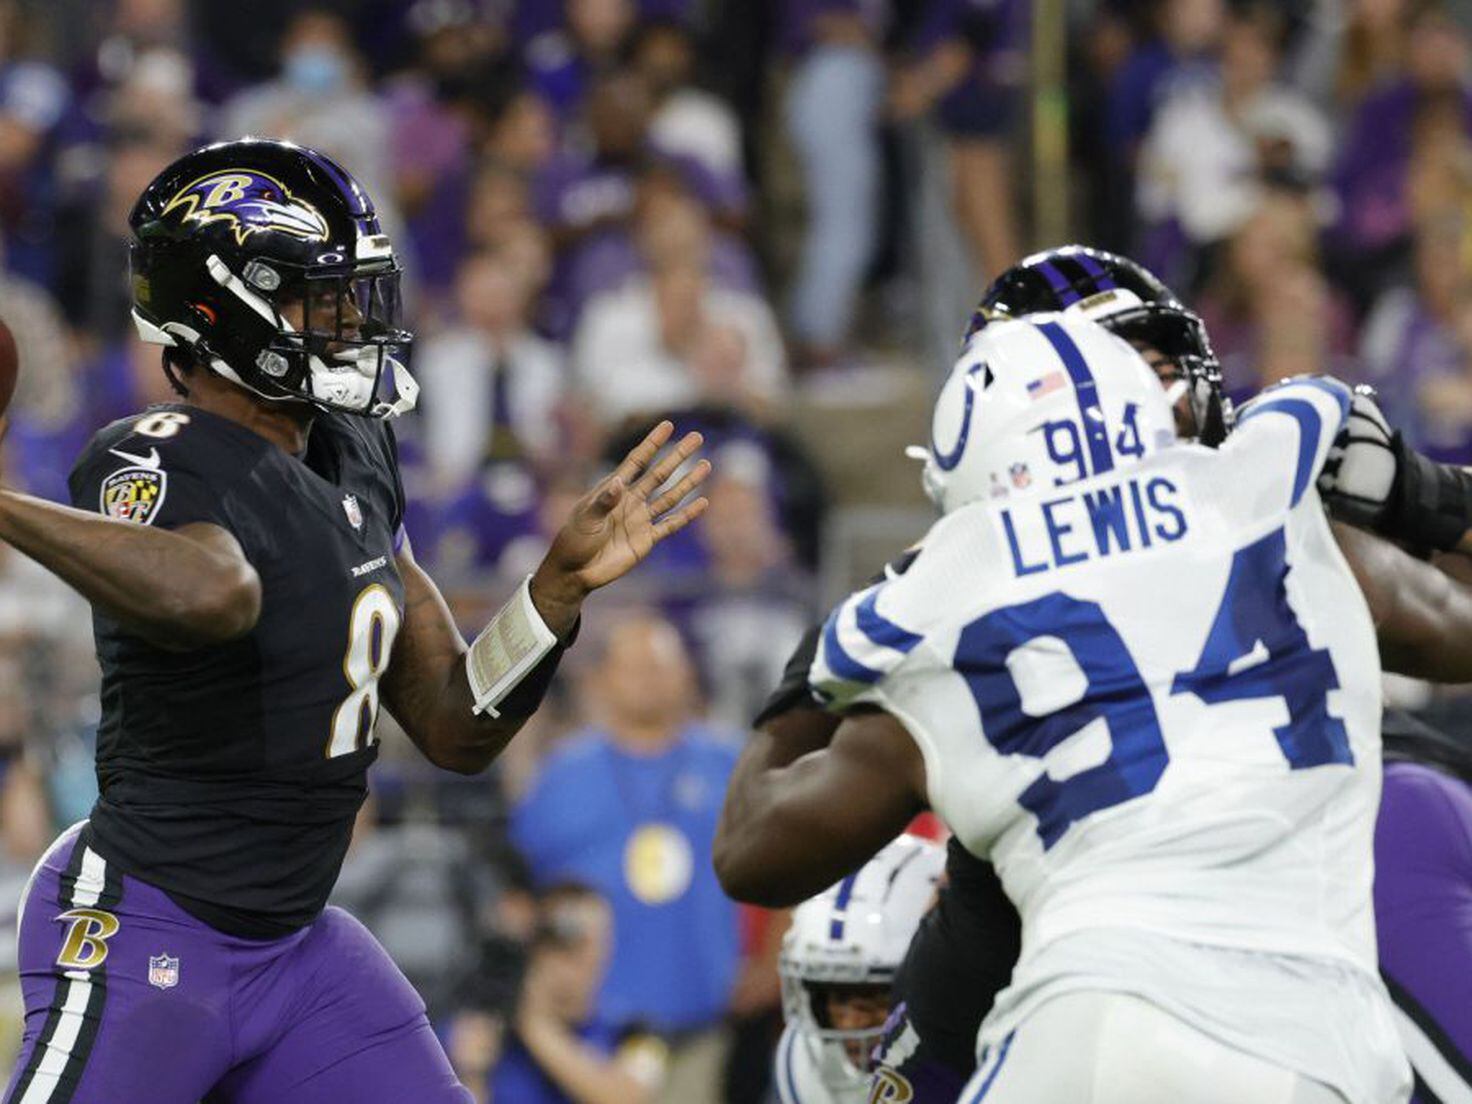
[870,1069,915,1103]
[55,907,120,970]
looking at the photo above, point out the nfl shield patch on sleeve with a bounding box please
[148,953,180,990]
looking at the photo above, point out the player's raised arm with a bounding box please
[382,421,710,774]
[1332,522,1472,682]
[1314,388,1472,678]
[0,494,260,650]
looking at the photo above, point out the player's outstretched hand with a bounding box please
[530,421,710,628]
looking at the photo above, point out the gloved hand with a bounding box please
[1318,385,1399,530]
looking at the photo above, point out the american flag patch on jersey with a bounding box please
[1027,371,1067,400]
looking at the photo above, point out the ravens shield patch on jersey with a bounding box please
[101,466,167,524]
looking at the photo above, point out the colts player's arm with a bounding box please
[715,703,925,909]
[0,424,260,651]
[382,421,710,775]
[712,550,918,906]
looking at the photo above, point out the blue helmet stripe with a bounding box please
[829,872,860,940]
[1035,320,1114,476]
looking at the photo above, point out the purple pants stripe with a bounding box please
[3,824,472,1104]
[5,825,117,1104]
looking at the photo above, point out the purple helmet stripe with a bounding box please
[1035,261,1081,305]
[1071,252,1117,291]
[300,148,370,217]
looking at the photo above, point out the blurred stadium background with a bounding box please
[1,0,1470,1100]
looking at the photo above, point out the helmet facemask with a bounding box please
[195,246,419,418]
[1100,303,1232,447]
[780,961,894,1093]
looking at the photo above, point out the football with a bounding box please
[0,314,17,421]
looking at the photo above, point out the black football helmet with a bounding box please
[128,138,419,418]
[968,245,1230,446]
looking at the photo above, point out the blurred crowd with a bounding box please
[1,0,1471,1101]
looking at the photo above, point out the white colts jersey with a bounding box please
[812,378,1410,1103]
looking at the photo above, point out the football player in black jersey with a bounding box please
[719,247,1472,1104]
[0,139,710,1104]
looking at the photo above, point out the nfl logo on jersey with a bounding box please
[148,953,179,990]
[342,494,363,530]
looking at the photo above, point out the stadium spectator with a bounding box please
[417,249,567,488]
[631,19,743,187]
[1330,0,1472,294]
[512,613,743,1104]
[0,259,78,499]
[0,669,48,1072]
[571,194,784,427]
[780,0,885,368]
[0,650,50,874]
[0,5,70,287]
[490,882,668,1104]
[667,444,814,731]
[891,0,1026,281]
[1361,208,1472,461]
[54,129,182,349]
[71,0,196,102]
[386,4,513,295]
[602,405,828,571]
[1099,0,1225,250]
[430,458,546,585]
[1195,186,1357,399]
[467,161,538,250]
[483,81,559,176]
[525,0,638,123]
[1136,2,1330,287]
[1335,0,1413,108]
[219,7,400,241]
[566,175,759,331]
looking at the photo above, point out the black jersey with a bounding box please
[67,403,407,939]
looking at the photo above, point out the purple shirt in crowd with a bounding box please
[1332,82,1472,258]
[386,79,474,292]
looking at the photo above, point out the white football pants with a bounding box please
[958,991,1349,1104]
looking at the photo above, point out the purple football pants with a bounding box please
[3,823,472,1104]
[1374,762,1472,1104]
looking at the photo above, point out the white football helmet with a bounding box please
[914,311,1179,514]
[779,834,946,1096]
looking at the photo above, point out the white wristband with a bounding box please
[466,575,560,717]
